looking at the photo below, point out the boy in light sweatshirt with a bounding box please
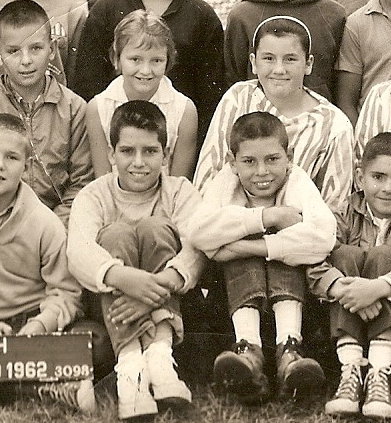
[189,111,336,401]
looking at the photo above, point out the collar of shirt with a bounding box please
[0,198,15,228]
[365,0,389,17]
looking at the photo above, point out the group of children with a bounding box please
[0,0,391,421]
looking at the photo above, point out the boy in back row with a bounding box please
[0,0,93,228]
[189,112,336,400]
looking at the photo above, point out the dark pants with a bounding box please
[330,245,391,344]
[97,217,182,357]
[223,256,306,315]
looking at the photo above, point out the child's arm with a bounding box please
[170,100,198,180]
[316,118,355,211]
[336,71,361,126]
[30,216,83,334]
[86,98,112,177]
[53,96,94,227]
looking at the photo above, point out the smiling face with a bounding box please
[250,33,313,102]
[0,128,28,210]
[0,21,53,100]
[356,155,391,219]
[119,38,167,100]
[230,136,289,202]
[109,125,167,192]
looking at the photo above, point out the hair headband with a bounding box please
[252,15,312,53]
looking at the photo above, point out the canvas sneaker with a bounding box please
[325,360,366,415]
[362,366,391,419]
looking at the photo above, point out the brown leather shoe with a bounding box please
[276,336,325,398]
[214,339,269,399]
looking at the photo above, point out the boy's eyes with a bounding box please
[372,174,384,181]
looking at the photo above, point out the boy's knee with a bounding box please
[96,222,135,250]
[136,216,177,240]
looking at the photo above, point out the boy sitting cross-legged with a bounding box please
[67,100,205,420]
[308,132,391,419]
[189,111,336,401]
[0,113,94,412]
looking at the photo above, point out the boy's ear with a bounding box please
[249,53,257,75]
[49,39,55,62]
[162,147,169,166]
[228,150,238,175]
[305,54,314,76]
[108,145,116,167]
[355,166,364,190]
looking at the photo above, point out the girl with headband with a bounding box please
[194,15,354,213]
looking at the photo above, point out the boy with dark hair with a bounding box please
[0,0,93,228]
[308,132,391,419]
[189,111,336,400]
[67,100,205,420]
[0,112,94,412]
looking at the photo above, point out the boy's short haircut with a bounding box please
[110,9,176,73]
[361,132,391,170]
[110,100,168,150]
[0,112,31,157]
[0,0,50,38]
[230,111,289,156]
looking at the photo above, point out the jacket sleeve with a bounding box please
[315,116,355,212]
[73,0,115,101]
[165,179,207,293]
[263,168,337,266]
[306,201,352,298]
[53,95,94,228]
[36,217,83,332]
[224,6,252,87]
[67,185,122,293]
[189,169,264,258]
[193,87,240,194]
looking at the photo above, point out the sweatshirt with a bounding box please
[0,182,82,332]
[224,0,346,101]
[189,163,336,267]
[67,173,206,294]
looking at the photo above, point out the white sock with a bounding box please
[152,320,173,348]
[231,307,262,347]
[336,335,363,365]
[116,338,144,381]
[368,339,391,369]
[273,300,302,344]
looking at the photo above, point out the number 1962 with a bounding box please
[2,361,48,379]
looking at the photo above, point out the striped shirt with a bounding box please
[355,80,391,160]
[194,79,355,211]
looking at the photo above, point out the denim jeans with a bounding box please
[97,217,183,357]
[329,245,391,344]
[223,256,306,315]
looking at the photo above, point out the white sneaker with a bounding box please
[362,366,391,419]
[145,342,191,408]
[325,360,366,416]
[116,346,158,420]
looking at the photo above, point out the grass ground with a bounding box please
[0,383,378,423]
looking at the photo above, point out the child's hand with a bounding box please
[108,294,153,325]
[110,267,172,307]
[0,322,12,335]
[357,301,382,322]
[263,206,302,231]
[338,277,391,313]
[18,320,46,336]
[328,278,349,300]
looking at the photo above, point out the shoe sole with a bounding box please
[282,358,325,397]
[362,401,391,419]
[157,396,191,411]
[325,399,360,416]
[214,352,257,394]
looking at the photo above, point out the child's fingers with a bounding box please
[108,302,129,319]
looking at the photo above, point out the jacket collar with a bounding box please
[365,0,388,16]
[349,191,371,218]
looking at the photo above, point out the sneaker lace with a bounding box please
[335,359,367,398]
[365,366,391,403]
[37,382,79,409]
